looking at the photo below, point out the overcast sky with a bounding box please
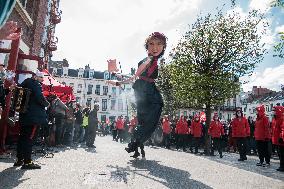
[53,0,284,92]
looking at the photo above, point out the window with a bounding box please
[90,72,93,78]
[104,72,109,80]
[77,84,82,93]
[20,0,27,8]
[118,99,123,111]
[103,86,108,95]
[86,98,92,107]
[111,100,116,110]
[101,115,106,122]
[184,111,187,116]
[95,85,100,95]
[227,114,231,121]
[102,99,107,111]
[112,87,116,96]
[87,84,93,94]
[76,97,80,103]
[176,111,180,117]
[270,104,273,112]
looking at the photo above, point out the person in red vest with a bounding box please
[162,115,171,149]
[175,115,188,151]
[231,108,250,161]
[115,115,125,143]
[271,105,284,172]
[254,105,271,167]
[209,113,224,158]
[190,114,203,154]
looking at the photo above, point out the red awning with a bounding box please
[42,69,75,102]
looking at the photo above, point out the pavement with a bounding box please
[0,136,284,189]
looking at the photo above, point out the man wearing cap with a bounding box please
[86,103,99,148]
[14,71,50,169]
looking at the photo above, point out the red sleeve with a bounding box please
[176,121,180,134]
[245,118,250,137]
[190,121,194,134]
[263,117,271,139]
[280,121,284,140]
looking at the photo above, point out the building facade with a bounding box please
[176,94,242,122]
[49,60,134,122]
[241,90,284,121]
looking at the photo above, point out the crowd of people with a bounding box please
[155,105,283,172]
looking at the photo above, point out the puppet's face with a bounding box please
[147,38,164,57]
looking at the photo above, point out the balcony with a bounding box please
[219,106,236,111]
[51,9,62,24]
[48,37,58,51]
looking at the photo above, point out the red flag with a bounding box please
[107,59,119,73]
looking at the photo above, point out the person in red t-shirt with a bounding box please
[115,116,125,143]
[128,116,137,135]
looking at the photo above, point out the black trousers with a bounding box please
[256,140,270,164]
[16,124,37,163]
[191,137,201,153]
[162,133,171,148]
[55,116,64,145]
[211,138,222,156]
[236,137,248,159]
[62,122,74,146]
[116,129,124,142]
[112,129,117,140]
[176,134,187,150]
[86,124,97,146]
[279,146,284,169]
[133,102,162,144]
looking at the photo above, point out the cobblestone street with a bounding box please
[0,136,283,189]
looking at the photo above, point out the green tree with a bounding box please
[156,59,178,117]
[271,0,284,58]
[169,9,267,154]
[274,32,284,58]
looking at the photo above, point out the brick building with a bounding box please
[1,0,61,67]
[252,86,274,97]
